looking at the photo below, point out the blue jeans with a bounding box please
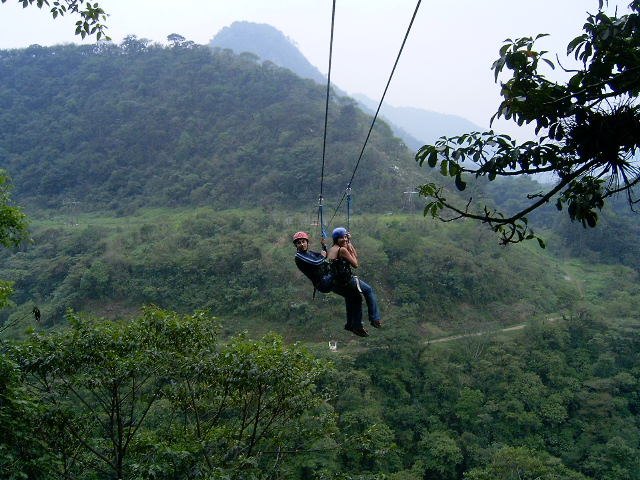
[355,277,380,323]
[333,276,379,328]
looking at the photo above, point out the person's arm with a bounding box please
[346,234,358,259]
[321,237,328,258]
[339,246,359,268]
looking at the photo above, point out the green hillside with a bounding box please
[0,39,422,215]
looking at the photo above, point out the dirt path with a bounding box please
[427,317,559,344]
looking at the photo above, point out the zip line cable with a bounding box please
[329,0,422,226]
[316,0,337,240]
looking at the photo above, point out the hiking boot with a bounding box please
[370,319,382,328]
[351,327,369,337]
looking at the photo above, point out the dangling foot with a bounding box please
[351,326,369,337]
[369,319,382,328]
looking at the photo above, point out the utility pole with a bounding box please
[62,198,80,225]
[404,188,418,213]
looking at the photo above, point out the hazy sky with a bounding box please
[0,0,630,139]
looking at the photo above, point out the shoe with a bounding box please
[370,319,382,328]
[351,327,369,337]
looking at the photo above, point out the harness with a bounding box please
[329,247,353,285]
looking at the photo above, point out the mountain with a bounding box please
[209,21,327,85]
[208,22,483,151]
[2,33,639,480]
[0,40,427,215]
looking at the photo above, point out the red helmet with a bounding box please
[292,231,309,243]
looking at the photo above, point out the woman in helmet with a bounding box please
[328,227,381,337]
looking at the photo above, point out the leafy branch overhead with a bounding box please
[2,0,109,40]
[416,0,640,245]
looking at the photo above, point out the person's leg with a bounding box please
[348,293,363,328]
[345,293,366,336]
[355,278,380,323]
[343,295,352,330]
[334,285,362,330]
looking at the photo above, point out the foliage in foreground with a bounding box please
[2,306,640,479]
[0,0,109,40]
[334,312,640,480]
[4,307,336,479]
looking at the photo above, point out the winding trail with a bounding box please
[427,317,560,344]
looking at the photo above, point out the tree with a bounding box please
[0,354,50,479]
[1,0,109,40]
[0,170,29,309]
[167,33,194,49]
[465,446,586,480]
[419,430,463,480]
[416,0,640,245]
[7,307,335,479]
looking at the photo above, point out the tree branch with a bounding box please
[435,159,599,225]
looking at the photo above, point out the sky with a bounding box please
[0,0,631,140]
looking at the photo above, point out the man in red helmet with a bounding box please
[293,231,332,293]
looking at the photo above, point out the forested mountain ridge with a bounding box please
[0,38,421,214]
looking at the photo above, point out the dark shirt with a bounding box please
[329,247,353,285]
[295,250,326,285]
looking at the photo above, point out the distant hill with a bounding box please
[209,21,327,85]
[208,22,481,151]
[353,94,484,148]
[0,40,430,215]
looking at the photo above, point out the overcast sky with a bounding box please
[0,0,630,140]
